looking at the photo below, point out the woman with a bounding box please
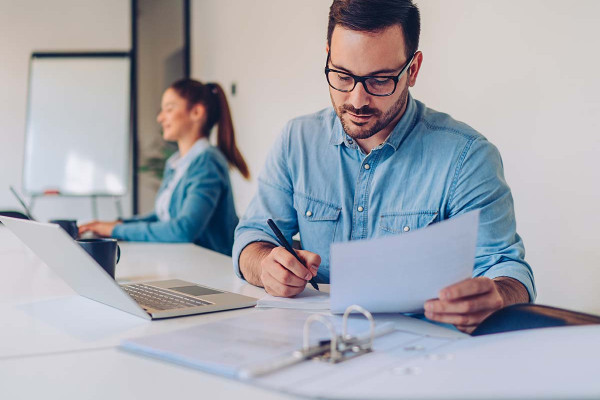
[79,79,250,256]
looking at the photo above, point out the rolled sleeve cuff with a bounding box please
[112,222,147,241]
[232,230,279,280]
[481,262,537,302]
[112,223,127,240]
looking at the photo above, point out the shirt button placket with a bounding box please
[352,155,377,240]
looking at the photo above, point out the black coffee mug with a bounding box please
[50,219,79,239]
[77,238,120,279]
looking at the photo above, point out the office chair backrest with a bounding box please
[472,303,600,336]
[0,211,30,222]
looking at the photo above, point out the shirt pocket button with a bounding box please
[378,211,438,235]
[305,211,313,217]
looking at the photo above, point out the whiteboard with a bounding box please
[23,54,131,196]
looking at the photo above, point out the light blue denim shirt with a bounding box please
[233,94,536,301]
[155,138,211,222]
[113,145,238,256]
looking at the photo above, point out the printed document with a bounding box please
[330,210,479,313]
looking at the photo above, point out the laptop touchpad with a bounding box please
[170,285,222,297]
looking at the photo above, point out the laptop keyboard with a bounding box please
[122,284,212,311]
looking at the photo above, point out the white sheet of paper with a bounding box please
[330,210,479,314]
[256,285,330,310]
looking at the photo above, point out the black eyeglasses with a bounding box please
[325,51,416,97]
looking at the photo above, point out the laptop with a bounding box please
[9,185,36,220]
[0,216,257,320]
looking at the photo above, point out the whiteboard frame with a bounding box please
[22,52,133,197]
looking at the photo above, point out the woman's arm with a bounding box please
[112,153,225,242]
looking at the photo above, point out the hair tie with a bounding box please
[210,85,218,95]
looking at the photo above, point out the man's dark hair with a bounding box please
[327,0,421,59]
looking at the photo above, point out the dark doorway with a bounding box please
[134,0,190,214]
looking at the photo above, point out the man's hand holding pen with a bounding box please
[238,219,321,297]
[260,247,320,297]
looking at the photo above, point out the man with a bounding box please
[233,0,535,333]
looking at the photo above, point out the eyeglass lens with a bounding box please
[327,71,396,96]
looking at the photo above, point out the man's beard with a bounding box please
[334,81,409,140]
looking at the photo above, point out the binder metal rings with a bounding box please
[302,304,375,363]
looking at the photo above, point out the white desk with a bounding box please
[0,226,291,399]
[2,225,600,399]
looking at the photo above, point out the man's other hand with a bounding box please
[424,276,528,334]
[260,247,320,298]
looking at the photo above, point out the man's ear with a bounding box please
[408,51,423,87]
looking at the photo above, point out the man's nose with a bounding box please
[347,81,371,110]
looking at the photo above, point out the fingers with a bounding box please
[78,221,117,237]
[439,277,495,301]
[78,222,98,234]
[296,249,321,277]
[424,277,505,331]
[267,260,308,288]
[456,325,478,334]
[262,272,306,298]
[425,292,503,315]
[424,309,492,328]
[260,247,321,298]
[271,247,313,281]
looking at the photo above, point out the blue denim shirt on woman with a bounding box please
[233,94,536,301]
[113,145,238,256]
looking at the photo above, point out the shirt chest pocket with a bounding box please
[379,211,439,235]
[293,194,341,248]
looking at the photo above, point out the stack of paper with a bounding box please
[121,308,382,378]
[121,311,600,399]
[120,308,463,398]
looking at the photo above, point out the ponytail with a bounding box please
[169,79,250,180]
[209,83,250,179]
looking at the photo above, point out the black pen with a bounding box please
[266,219,319,291]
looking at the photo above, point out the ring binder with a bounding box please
[303,304,375,363]
[240,305,395,378]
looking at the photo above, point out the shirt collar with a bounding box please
[167,137,210,170]
[329,92,417,151]
[384,92,417,151]
[329,116,346,146]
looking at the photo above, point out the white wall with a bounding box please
[412,0,600,312]
[191,0,332,213]
[192,0,600,313]
[0,0,131,221]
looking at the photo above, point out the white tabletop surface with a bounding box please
[3,224,600,399]
[1,347,292,400]
[0,225,295,399]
